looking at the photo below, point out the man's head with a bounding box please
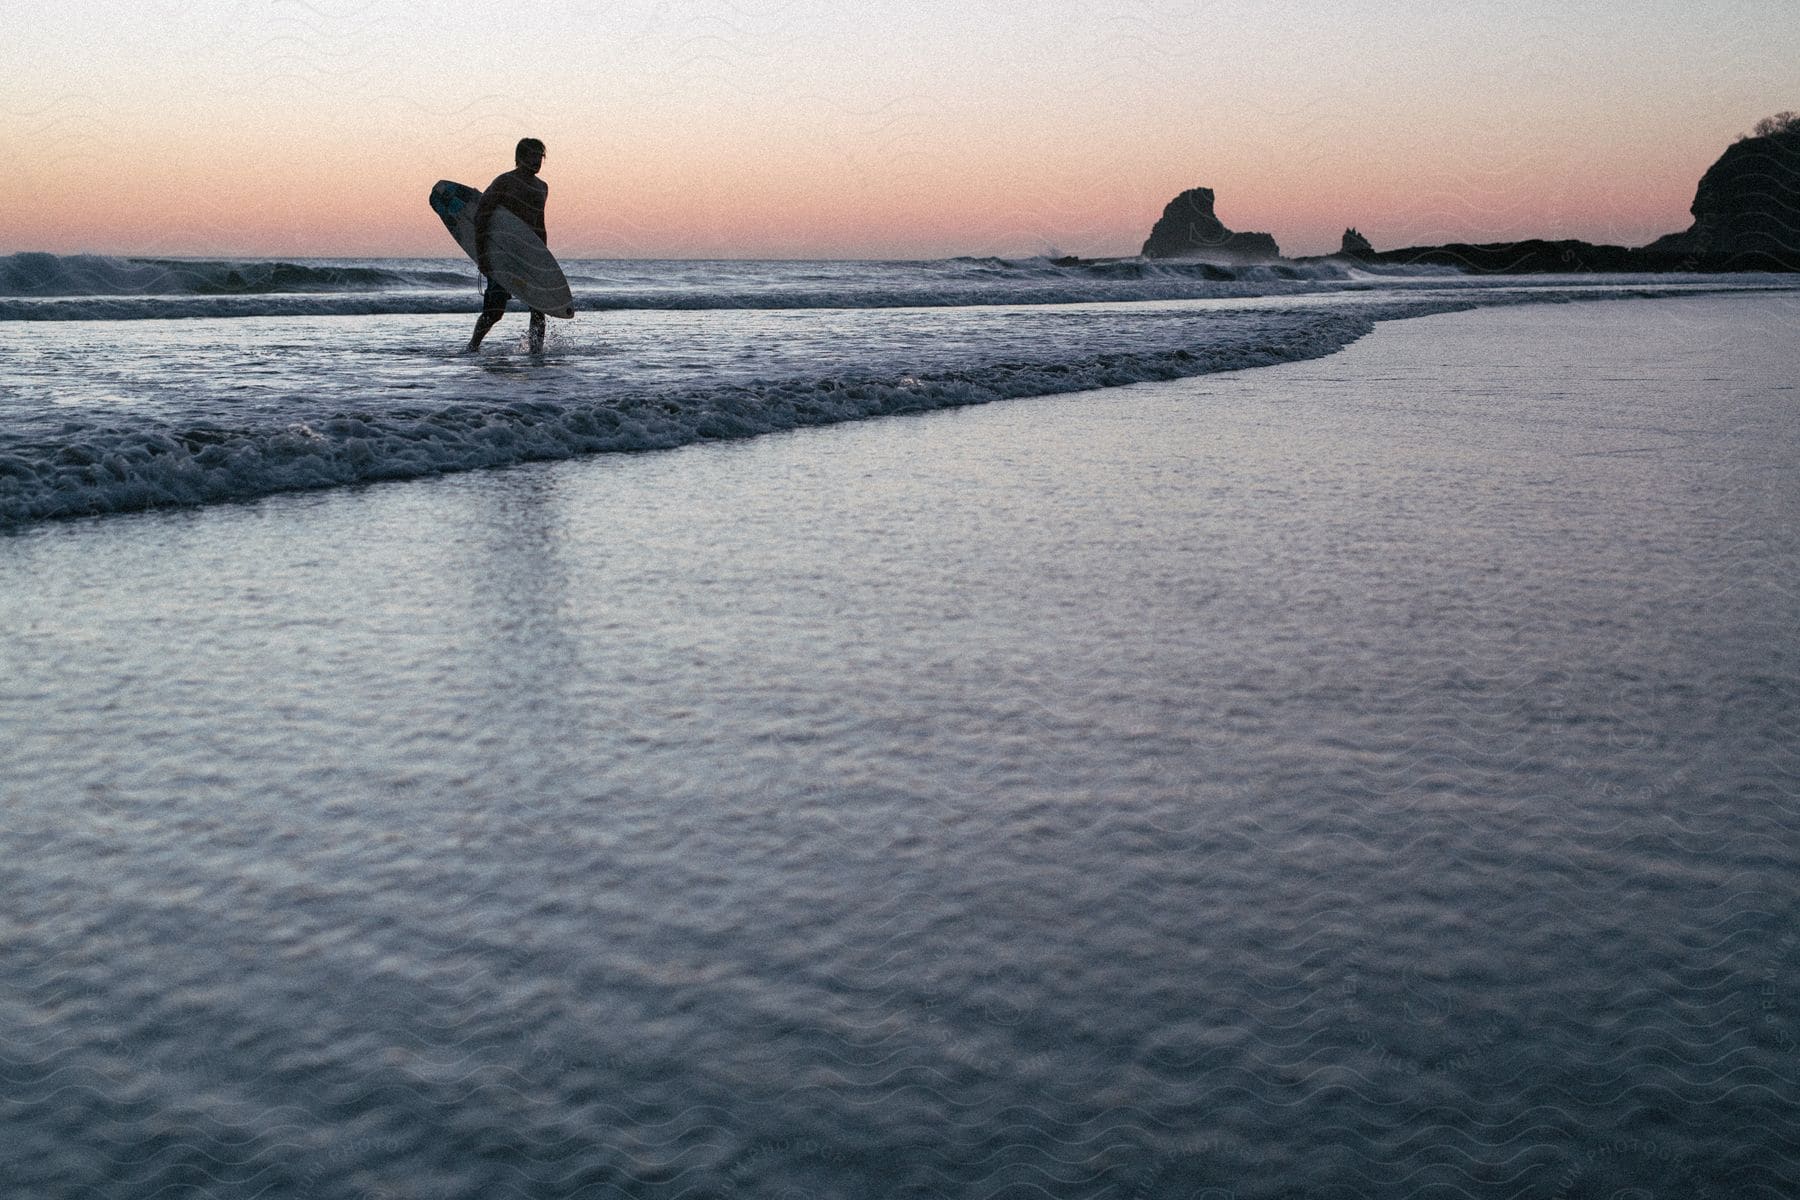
[516,137,546,174]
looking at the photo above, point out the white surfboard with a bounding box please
[430,180,574,319]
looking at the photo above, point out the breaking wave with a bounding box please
[0,307,1400,525]
[0,252,468,300]
[0,252,1388,320]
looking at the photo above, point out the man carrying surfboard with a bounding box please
[467,138,551,352]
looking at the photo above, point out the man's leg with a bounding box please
[528,310,546,352]
[467,281,510,351]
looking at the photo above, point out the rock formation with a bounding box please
[1644,124,1800,267]
[1310,118,1800,273]
[1141,188,1281,261]
[1141,119,1798,274]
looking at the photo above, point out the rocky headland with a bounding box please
[1138,116,1799,272]
[1642,121,1800,264]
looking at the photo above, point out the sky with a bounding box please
[5,0,1797,260]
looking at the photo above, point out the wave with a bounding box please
[0,252,1384,320]
[0,293,486,321]
[0,252,470,299]
[0,307,1412,527]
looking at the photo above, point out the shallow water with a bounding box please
[3,296,1797,1198]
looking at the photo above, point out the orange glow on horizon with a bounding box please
[8,137,1717,262]
[4,4,1789,261]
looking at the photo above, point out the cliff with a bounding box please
[1141,188,1281,261]
[1324,121,1800,273]
[1643,127,1800,267]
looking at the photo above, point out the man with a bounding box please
[467,137,550,352]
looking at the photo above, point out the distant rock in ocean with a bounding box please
[1339,228,1374,258]
[1141,188,1281,261]
[1644,116,1800,267]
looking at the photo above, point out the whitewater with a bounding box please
[2,251,1795,526]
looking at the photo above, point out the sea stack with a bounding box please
[1141,187,1281,261]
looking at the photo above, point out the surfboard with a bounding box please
[430,180,574,319]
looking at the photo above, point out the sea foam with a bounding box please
[0,307,1392,525]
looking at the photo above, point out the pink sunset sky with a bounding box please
[6,1,1796,260]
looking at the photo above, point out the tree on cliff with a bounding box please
[1746,111,1798,139]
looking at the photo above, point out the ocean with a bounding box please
[2,257,1798,1197]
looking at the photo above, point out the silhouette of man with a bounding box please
[467,137,550,352]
